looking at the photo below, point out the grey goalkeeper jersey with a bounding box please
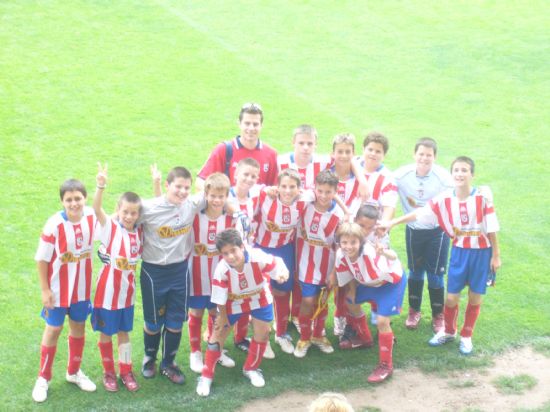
[139,195,205,265]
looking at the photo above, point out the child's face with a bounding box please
[220,243,245,268]
[355,216,376,237]
[333,143,354,166]
[235,165,260,190]
[278,176,300,204]
[414,145,435,173]
[206,188,228,213]
[451,161,473,189]
[239,113,263,146]
[62,190,87,222]
[314,183,336,209]
[165,177,192,205]
[117,200,141,231]
[363,142,385,170]
[293,133,316,161]
[339,235,361,259]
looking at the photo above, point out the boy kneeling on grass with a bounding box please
[196,228,289,397]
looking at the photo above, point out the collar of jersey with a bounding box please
[236,136,261,149]
[453,187,477,198]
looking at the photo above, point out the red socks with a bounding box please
[234,314,250,343]
[188,313,203,353]
[350,314,373,343]
[444,304,459,335]
[39,345,57,381]
[243,340,267,371]
[274,294,290,336]
[334,287,347,318]
[98,341,116,374]
[312,305,328,338]
[291,280,302,319]
[202,348,221,379]
[378,331,394,368]
[299,314,312,341]
[67,335,85,375]
[461,303,481,338]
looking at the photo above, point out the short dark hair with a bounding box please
[414,137,438,156]
[363,132,389,154]
[118,192,142,215]
[451,156,475,175]
[216,228,244,251]
[166,166,192,184]
[60,179,87,200]
[355,204,379,221]
[277,168,302,187]
[239,102,263,122]
[315,170,339,189]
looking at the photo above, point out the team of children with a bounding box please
[32,103,501,402]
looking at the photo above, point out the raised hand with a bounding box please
[96,162,108,188]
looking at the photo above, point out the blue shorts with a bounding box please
[257,243,295,292]
[140,260,189,332]
[447,246,492,295]
[406,226,449,287]
[300,281,323,298]
[188,295,216,310]
[41,300,91,327]
[91,306,134,336]
[227,304,274,325]
[352,273,407,317]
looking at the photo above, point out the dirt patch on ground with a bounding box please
[240,346,550,412]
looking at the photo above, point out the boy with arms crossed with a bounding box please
[393,138,452,332]
[380,156,501,354]
[33,179,97,402]
[92,164,142,392]
[196,229,289,396]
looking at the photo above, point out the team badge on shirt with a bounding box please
[459,202,469,224]
[238,271,249,289]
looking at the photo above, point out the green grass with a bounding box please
[493,374,538,395]
[1,0,549,411]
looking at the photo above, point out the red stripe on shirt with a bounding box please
[94,266,109,308]
[111,269,122,310]
[41,233,55,244]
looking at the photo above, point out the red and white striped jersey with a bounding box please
[363,169,398,210]
[94,217,142,310]
[334,172,362,218]
[418,187,499,249]
[211,248,288,315]
[188,211,240,296]
[228,184,262,241]
[335,244,403,287]
[35,207,96,308]
[297,202,343,285]
[255,189,313,248]
[277,153,332,189]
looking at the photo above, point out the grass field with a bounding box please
[1,1,549,411]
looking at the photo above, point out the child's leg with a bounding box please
[460,289,482,338]
[367,316,395,383]
[202,320,231,379]
[443,293,461,335]
[291,278,302,321]
[233,314,250,345]
[298,296,316,341]
[207,309,217,341]
[312,302,328,339]
[188,308,205,353]
[98,333,116,375]
[244,318,270,371]
[67,319,86,375]
[39,325,63,380]
[273,290,291,337]
[117,332,132,374]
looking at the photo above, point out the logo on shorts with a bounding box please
[43,309,49,318]
[158,305,166,317]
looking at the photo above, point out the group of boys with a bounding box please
[32,102,501,402]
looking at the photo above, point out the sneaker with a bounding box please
[311,336,334,354]
[263,341,275,359]
[339,329,374,350]
[333,316,346,336]
[367,362,393,383]
[292,317,301,333]
[432,313,445,333]
[459,337,474,355]
[217,349,236,368]
[32,377,49,403]
[120,371,139,392]
[190,351,204,374]
[234,338,251,353]
[102,372,119,392]
[293,339,312,358]
[66,369,97,392]
[370,311,378,326]
[275,333,294,354]
[405,308,421,329]
[243,368,265,388]
[428,330,457,347]
[141,357,156,379]
[196,376,212,397]
[160,363,185,385]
